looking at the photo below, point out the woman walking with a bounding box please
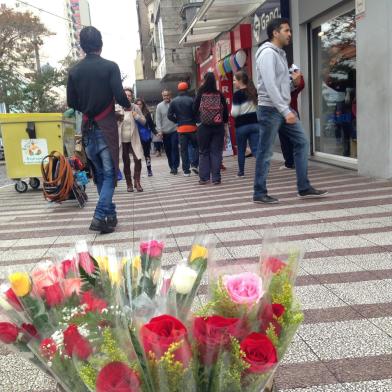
[231,70,259,177]
[193,72,228,185]
[135,98,157,177]
[119,88,145,192]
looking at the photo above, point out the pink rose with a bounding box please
[223,272,264,306]
[31,263,60,297]
[63,278,82,298]
[78,252,95,275]
[61,259,77,277]
[140,240,164,258]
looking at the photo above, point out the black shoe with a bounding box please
[298,187,328,199]
[170,169,178,175]
[191,166,199,175]
[147,168,153,177]
[89,217,114,234]
[253,195,279,204]
[106,215,118,228]
[212,181,221,185]
[237,172,245,177]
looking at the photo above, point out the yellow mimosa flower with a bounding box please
[9,272,31,297]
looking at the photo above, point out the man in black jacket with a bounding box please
[167,82,199,176]
[67,26,130,233]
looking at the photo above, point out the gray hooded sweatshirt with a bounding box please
[255,41,292,117]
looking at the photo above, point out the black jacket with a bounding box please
[67,54,130,118]
[145,112,157,135]
[167,93,197,126]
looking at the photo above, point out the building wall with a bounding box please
[290,0,392,179]
[135,50,145,80]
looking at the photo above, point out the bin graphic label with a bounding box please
[21,139,48,164]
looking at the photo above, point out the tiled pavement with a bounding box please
[1,155,392,391]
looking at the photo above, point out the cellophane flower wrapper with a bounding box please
[166,234,213,322]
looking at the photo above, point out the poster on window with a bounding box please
[21,139,48,165]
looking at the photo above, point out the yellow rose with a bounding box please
[96,256,109,272]
[107,257,121,286]
[9,272,31,297]
[190,245,208,263]
[132,256,141,272]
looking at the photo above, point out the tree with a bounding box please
[0,7,51,112]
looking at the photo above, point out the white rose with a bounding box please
[172,265,198,295]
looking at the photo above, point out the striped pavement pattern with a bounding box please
[0,155,392,391]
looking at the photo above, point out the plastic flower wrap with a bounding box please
[166,234,213,321]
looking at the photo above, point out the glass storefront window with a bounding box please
[312,10,357,159]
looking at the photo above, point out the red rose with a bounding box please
[61,258,77,277]
[21,323,40,340]
[261,257,286,276]
[139,240,164,258]
[141,314,191,366]
[240,333,277,373]
[0,322,19,344]
[193,316,244,364]
[82,291,107,313]
[260,303,285,337]
[96,361,140,392]
[40,338,57,360]
[44,282,64,307]
[5,288,23,311]
[63,324,92,360]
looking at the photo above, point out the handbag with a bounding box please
[136,120,151,142]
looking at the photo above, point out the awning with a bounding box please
[179,0,263,47]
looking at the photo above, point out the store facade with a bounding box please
[291,0,392,179]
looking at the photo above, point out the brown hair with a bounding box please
[234,70,257,105]
[135,98,149,116]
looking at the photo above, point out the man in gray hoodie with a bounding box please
[253,18,327,204]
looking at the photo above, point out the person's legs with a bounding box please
[210,126,225,183]
[170,132,180,173]
[281,119,311,193]
[197,125,212,182]
[235,125,248,176]
[162,133,173,171]
[253,107,284,200]
[122,142,133,191]
[142,139,152,175]
[128,143,143,192]
[189,132,199,170]
[247,123,260,158]
[278,128,295,168]
[179,133,191,174]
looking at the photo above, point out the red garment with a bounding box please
[290,77,305,115]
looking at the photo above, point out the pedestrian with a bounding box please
[167,82,199,177]
[117,88,145,193]
[156,89,179,174]
[278,63,305,170]
[253,18,328,203]
[231,70,259,177]
[135,97,157,177]
[67,26,130,234]
[193,72,228,185]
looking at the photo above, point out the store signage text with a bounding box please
[253,1,281,44]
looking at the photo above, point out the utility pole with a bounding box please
[33,34,41,76]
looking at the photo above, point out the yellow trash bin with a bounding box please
[0,113,76,193]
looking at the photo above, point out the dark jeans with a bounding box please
[254,106,311,198]
[197,124,225,182]
[153,141,163,152]
[141,139,152,170]
[235,123,259,174]
[122,142,142,184]
[84,128,116,221]
[278,128,294,168]
[179,132,199,173]
[162,132,180,171]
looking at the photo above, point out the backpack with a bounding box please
[199,93,224,125]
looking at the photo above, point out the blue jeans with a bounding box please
[254,106,311,198]
[84,128,116,221]
[162,132,180,171]
[180,132,199,173]
[235,123,259,174]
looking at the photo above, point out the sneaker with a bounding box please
[183,172,191,177]
[279,165,295,170]
[212,180,221,185]
[170,169,178,175]
[199,180,209,185]
[237,172,245,178]
[298,187,328,199]
[191,166,199,175]
[89,217,114,234]
[106,215,118,228]
[253,195,279,204]
[147,168,153,177]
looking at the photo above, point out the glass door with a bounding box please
[311,6,357,163]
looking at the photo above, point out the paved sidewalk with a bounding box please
[0,155,392,391]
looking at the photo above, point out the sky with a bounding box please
[88,0,140,86]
